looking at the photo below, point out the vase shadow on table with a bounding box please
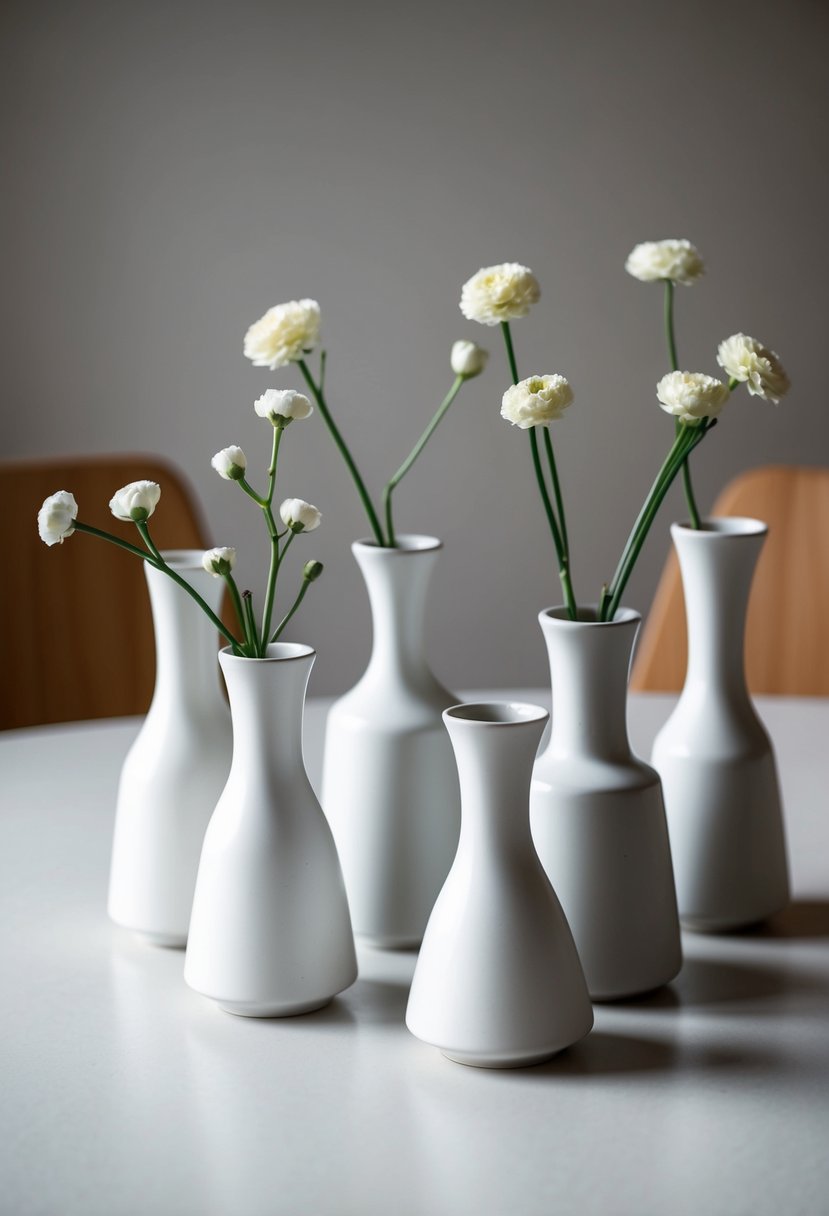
[740,899,829,940]
[346,976,412,1025]
[614,955,809,1014]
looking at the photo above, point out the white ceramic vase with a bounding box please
[406,702,593,1068]
[530,606,682,1000]
[652,519,790,931]
[184,644,357,1017]
[321,535,461,948]
[108,551,231,947]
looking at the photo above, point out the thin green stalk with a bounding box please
[135,520,165,565]
[242,590,261,656]
[223,573,248,648]
[238,477,268,508]
[382,374,464,548]
[530,427,577,619]
[665,278,702,528]
[543,425,569,558]
[259,426,285,643]
[265,425,282,508]
[501,321,520,385]
[297,357,385,546]
[319,349,327,395]
[270,575,311,643]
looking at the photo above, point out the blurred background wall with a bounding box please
[3,0,827,694]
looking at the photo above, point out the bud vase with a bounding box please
[406,702,593,1068]
[321,536,461,948]
[530,606,682,1000]
[184,644,357,1016]
[652,519,790,930]
[108,551,231,947]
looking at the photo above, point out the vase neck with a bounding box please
[219,645,313,778]
[353,537,441,688]
[145,557,225,715]
[541,608,638,762]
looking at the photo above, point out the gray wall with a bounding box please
[3,0,828,693]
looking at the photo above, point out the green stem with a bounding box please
[259,426,285,643]
[238,477,268,508]
[223,573,248,649]
[265,425,282,508]
[543,425,569,559]
[242,591,261,657]
[270,574,311,644]
[664,278,702,528]
[297,358,384,546]
[382,374,465,549]
[319,349,327,395]
[501,321,520,384]
[135,520,164,565]
[529,427,577,619]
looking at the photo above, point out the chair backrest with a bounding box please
[631,465,829,696]
[2,454,209,730]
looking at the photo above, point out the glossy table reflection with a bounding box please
[1,693,828,1216]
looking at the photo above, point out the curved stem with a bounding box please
[238,477,268,508]
[242,591,261,657]
[529,427,577,619]
[501,321,520,385]
[223,574,248,652]
[664,278,702,528]
[270,574,311,643]
[135,520,164,565]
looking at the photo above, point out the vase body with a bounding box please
[406,702,593,1068]
[184,644,357,1016]
[652,519,789,931]
[321,536,461,948]
[108,551,231,947]
[530,606,682,1000]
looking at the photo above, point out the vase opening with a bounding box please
[541,604,640,627]
[444,702,548,727]
[354,534,443,554]
[674,517,767,538]
[219,642,315,663]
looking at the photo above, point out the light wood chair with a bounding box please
[1,454,210,730]
[631,465,829,696]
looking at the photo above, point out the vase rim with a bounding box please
[157,548,210,570]
[539,604,641,628]
[219,642,315,664]
[671,516,767,538]
[353,534,442,555]
[444,701,548,728]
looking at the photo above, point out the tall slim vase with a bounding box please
[184,644,357,1017]
[108,550,231,947]
[321,536,461,948]
[652,518,790,930]
[406,702,593,1068]
[530,606,682,1000]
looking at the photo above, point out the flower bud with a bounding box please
[303,559,324,582]
[37,490,78,546]
[254,388,313,426]
[279,497,322,533]
[109,480,161,522]
[451,339,489,378]
[202,546,237,577]
[211,446,247,480]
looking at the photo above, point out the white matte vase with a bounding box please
[321,536,461,948]
[530,607,682,1000]
[108,551,231,947]
[652,519,789,931]
[184,644,357,1017]
[406,702,593,1068]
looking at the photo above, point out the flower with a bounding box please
[450,339,489,378]
[243,299,321,369]
[254,388,313,425]
[202,546,236,577]
[211,446,247,480]
[460,263,541,326]
[279,498,322,533]
[109,480,161,522]
[501,374,574,429]
[37,490,78,546]
[625,239,704,286]
[303,559,324,581]
[716,333,790,403]
[656,371,729,424]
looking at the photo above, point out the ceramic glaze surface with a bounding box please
[322,536,460,948]
[184,645,357,1016]
[406,702,593,1067]
[530,607,682,1000]
[107,552,231,947]
[652,519,790,930]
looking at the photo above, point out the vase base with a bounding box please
[681,905,788,934]
[440,1046,563,1070]
[216,996,333,1019]
[358,932,421,952]
[112,922,187,949]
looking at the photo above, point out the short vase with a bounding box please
[530,606,682,1000]
[108,551,231,947]
[184,644,357,1016]
[406,702,593,1068]
[652,519,790,931]
[321,536,461,949]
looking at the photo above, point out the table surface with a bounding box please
[2,691,828,1216]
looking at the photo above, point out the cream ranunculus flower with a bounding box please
[254,388,314,425]
[450,339,489,378]
[202,546,237,577]
[625,239,704,286]
[243,299,321,369]
[37,490,78,546]
[211,445,247,480]
[656,371,729,424]
[279,498,322,533]
[460,263,541,326]
[501,374,574,429]
[716,333,790,404]
[109,480,161,522]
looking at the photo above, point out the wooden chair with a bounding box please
[1,454,210,730]
[631,466,829,695]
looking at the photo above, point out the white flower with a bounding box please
[37,490,77,546]
[202,547,236,577]
[279,498,322,533]
[716,333,790,403]
[109,480,161,522]
[501,374,574,429]
[254,388,314,425]
[211,446,247,480]
[625,239,704,286]
[243,299,321,369]
[656,371,729,424]
[460,263,541,326]
[451,339,489,378]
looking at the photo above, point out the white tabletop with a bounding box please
[1,693,828,1216]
